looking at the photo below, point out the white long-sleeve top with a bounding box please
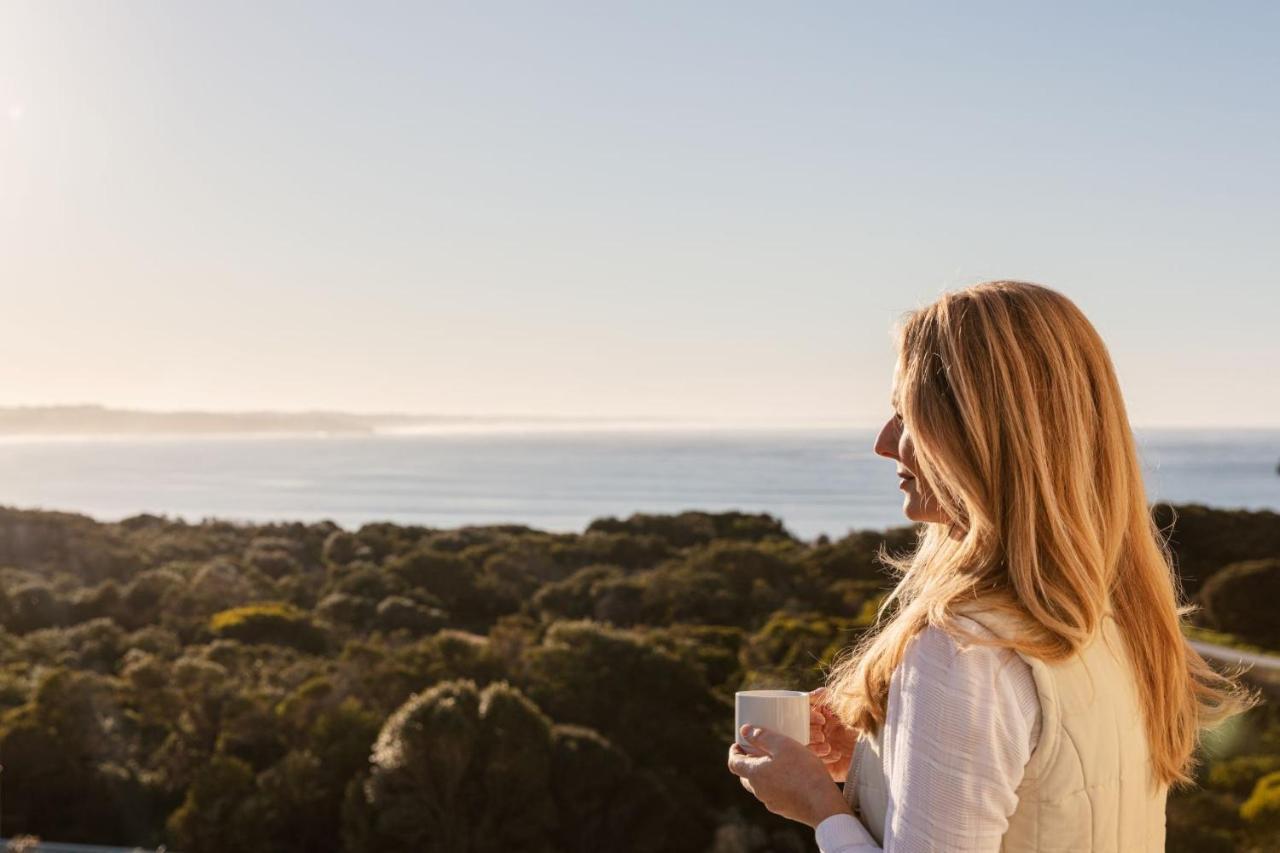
[815,617,1042,852]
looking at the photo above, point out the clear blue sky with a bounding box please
[2,2,1277,425]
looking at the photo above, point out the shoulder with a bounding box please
[899,616,1037,701]
[905,615,1016,669]
[891,618,1041,753]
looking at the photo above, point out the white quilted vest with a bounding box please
[844,606,1168,852]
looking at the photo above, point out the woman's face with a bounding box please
[873,382,949,524]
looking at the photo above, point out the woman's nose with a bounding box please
[874,420,899,460]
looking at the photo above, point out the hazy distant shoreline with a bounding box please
[0,405,719,438]
[0,406,888,440]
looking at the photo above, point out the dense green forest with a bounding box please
[1,503,1278,852]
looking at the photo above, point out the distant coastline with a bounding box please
[0,405,869,439]
[0,405,685,438]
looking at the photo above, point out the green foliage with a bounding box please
[521,620,728,852]
[1165,787,1243,853]
[531,564,623,621]
[387,546,481,611]
[523,620,722,768]
[0,506,134,581]
[166,755,259,851]
[1200,558,1280,650]
[1241,770,1280,829]
[253,749,332,848]
[244,536,304,579]
[345,677,671,853]
[351,521,434,563]
[316,591,378,629]
[406,629,506,685]
[0,668,157,845]
[803,526,917,584]
[741,610,866,690]
[331,562,403,600]
[349,679,551,852]
[645,623,746,698]
[1182,624,1273,655]
[322,529,362,565]
[1152,503,1280,594]
[549,724,675,853]
[215,692,288,770]
[574,539,824,628]
[4,581,65,634]
[587,510,797,548]
[209,602,327,653]
[68,580,122,624]
[1208,753,1280,796]
[548,531,674,573]
[22,618,125,673]
[375,595,447,635]
[0,504,1276,850]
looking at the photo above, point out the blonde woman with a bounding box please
[727,281,1255,851]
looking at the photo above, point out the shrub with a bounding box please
[4,582,65,634]
[741,610,864,689]
[1208,753,1280,796]
[1165,787,1242,853]
[209,603,327,653]
[1200,559,1280,650]
[387,547,478,610]
[1153,504,1280,594]
[588,510,796,547]
[119,569,184,630]
[550,724,674,853]
[1241,770,1280,830]
[316,593,378,629]
[165,755,260,851]
[374,595,446,635]
[532,565,623,621]
[331,563,402,600]
[549,532,673,573]
[346,680,556,853]
[244,537,303,579]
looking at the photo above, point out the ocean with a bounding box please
[0,426,1276,542]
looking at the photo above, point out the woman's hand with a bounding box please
[726,724,852,829]
[807,687,858,783]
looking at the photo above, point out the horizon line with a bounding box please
[0,403,1277,434]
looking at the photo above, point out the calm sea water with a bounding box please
[0,427,1276,542]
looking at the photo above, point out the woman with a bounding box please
[727,281,1256,851]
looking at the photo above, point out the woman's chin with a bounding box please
[902,499,947,525]
[901,494,934,524]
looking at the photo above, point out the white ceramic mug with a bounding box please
[735,689,810,747]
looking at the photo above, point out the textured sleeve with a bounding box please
[810,621,1040,852]
[878,620,1040,852]
[815,812,881,852]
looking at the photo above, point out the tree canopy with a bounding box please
[0,502,1276,851]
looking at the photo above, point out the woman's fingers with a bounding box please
[727,743,754,776]
[820,749,843,765]
[808,739,831,757]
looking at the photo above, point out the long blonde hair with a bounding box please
[825,280,1255,787]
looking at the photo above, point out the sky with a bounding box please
[1,1,1277,426]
